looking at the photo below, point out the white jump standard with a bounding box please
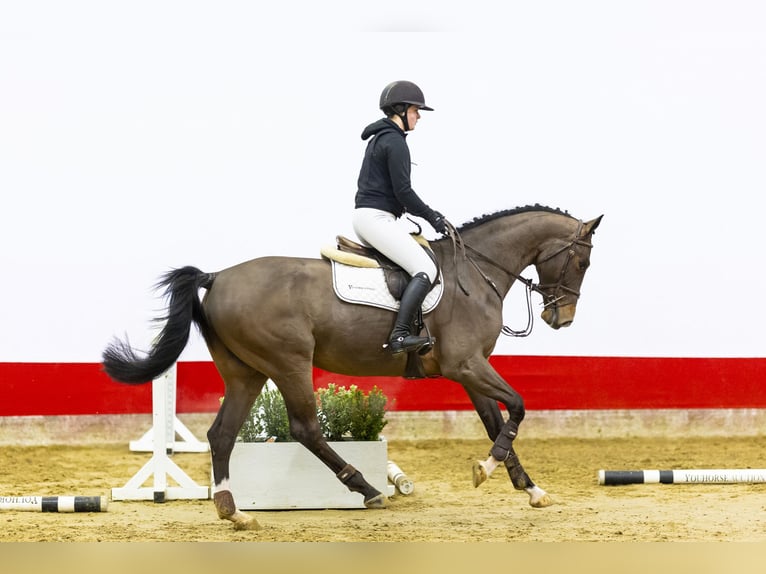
[599,469,766,485]
[112,366,209,502]
[0,496,108,512]
[128,363,209,454]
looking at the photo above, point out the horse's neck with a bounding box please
[463,215,560,264]
[440,214,575,288]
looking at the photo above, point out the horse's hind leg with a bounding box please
[273,370,387,509]
[207,353,268,531]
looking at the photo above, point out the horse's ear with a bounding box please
[582,215,603,236]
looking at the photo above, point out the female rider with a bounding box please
[353,80,450,355]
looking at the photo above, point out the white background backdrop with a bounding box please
[1,1,764,362]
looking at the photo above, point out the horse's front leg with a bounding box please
[482,427,553,508]
[457,364,554,508]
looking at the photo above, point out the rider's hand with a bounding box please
[429,211,448,235]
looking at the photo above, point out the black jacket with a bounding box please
[355,118,438,223]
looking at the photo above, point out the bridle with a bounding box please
[445,220,593,337]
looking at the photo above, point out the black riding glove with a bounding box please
[428,211,448,235]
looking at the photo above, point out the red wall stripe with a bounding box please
[1,356,764,416]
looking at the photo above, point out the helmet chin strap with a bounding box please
[390,104,410,131]
[399,110,411,131]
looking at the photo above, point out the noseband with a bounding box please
[446,220,592,337]
[534,220,593,304]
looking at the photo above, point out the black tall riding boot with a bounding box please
[387,272,432,355]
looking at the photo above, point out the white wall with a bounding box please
[1,1,764,361]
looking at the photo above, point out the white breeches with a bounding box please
[352,208,438,283]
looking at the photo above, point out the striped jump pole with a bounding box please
[0,496,108,512]
[599,469,766,485]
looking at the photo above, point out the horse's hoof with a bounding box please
[526,486,554,508]
[233,518,263,531]
[472,461,488,488]
[364,493,388,509]
[214,492,263,530]
[229,510,263,531]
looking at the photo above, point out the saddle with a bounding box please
[320,234,440,380]
[320,234,438,301]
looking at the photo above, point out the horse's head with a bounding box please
[534,215,603,329]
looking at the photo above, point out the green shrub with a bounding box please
[239,387,292,442]
[235,384,389,442]
[348,386,388,441]
[316,383,353,441]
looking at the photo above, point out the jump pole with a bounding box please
[387,460,414,495]
[0,496,108,513]
[599,469,766,485]
[112,367,210,502]
[128,363,209,454]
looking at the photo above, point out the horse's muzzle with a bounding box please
[541,304,576,329]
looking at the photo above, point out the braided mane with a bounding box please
[456,204,573,232]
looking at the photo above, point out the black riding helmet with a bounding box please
[379,80,433,131]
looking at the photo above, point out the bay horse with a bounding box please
[103,205,602,531]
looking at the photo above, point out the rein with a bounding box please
[444,220,591,337]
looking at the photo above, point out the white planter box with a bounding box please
[226,438,393,510]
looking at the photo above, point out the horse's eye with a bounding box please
[578,259,590,272]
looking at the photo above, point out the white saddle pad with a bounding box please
[331,261,443,313]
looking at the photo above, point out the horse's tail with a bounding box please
[102,265,216,385]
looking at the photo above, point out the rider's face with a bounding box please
[406,105,421,130]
